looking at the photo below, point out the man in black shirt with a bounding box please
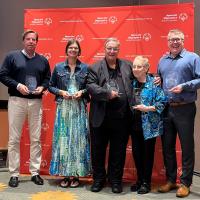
[0,30,51,187]
[86,38,133,193]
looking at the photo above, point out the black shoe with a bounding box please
[8,176,19,187]
[111,183,123,193]
[91,181,104,192]
[130,181,142,192]
[137,182,150,194]
[31,175,44,185]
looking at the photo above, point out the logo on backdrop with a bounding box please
[76,35,84,42]
[126,33,151,42]
[125,17,152,21]
[92,52,105,61]
[177,167,182,176]
[44,18,53,25]
[179,13,188,22]
[25,159,30,166]
[109,16,118,24]
[127,33,142,41]
[61,34,84,42]
[59,19,84,23]
[29,18,53,26]
[162,14,178,22]
[161,13,188,22]
[41,160,48,168]
[93,16,118,24]
[143,33,151,41]
[42,123,50,131]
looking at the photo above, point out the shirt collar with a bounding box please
[166,48,186,59]
[21,49,36,58]
[65,59,81,69]
[105,58,119,70]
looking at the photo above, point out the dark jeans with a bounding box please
[131,130,156,184]
[90,117,130,184]
[162,102,196,187]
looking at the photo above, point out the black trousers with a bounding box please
[131,130,156,184]
[161,102,196,187]
[90,117,130,184]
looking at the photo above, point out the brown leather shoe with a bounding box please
[158,181,177,193]
[176,184,190,198]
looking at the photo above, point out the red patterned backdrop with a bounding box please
[20,3,194,182]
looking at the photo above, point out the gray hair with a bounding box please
[167,29,185,40]
[104,37,120,47]
[133,56,150,69]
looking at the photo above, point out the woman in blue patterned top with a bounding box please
[48,39,91,188]
[130,56,166,194]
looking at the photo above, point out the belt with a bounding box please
[169,102,191,107]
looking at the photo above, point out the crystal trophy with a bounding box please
[25,75,37,93]
[164,72,178,101]
[106,79,119,93]
[134,88,142,105]
[67,77,78,97]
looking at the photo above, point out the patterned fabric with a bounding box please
[50,73,91,176]
[132,75,166,140]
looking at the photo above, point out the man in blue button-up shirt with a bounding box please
[157,29,200,198]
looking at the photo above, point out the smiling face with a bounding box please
[23,32,38,54]
[132,56,149,79]
[66,42,80,58]
[167,31,184,57]
[104,39,120,62]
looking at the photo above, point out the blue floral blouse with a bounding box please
[132,75,167,140]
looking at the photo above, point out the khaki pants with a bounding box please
[8,96,42,177]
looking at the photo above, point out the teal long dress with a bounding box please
[49,73,91,176]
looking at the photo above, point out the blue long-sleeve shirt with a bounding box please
[158,49,200,103]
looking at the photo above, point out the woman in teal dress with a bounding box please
[48,39,91,188]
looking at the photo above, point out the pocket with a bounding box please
[78,72,87,80]
[57,71,69,88]
[76,73,87,87]
[57,71,68,77]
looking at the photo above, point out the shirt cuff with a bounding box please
[16,83,21,90]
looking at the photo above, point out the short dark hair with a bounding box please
[65,39,81,56]
[22,30,39,41]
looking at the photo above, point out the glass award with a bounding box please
[25,75,37,93]
[134,88,142,105]
[106,79,119,93]
[67,86,76,96]
[165,77,178,90]
[67,77,78,97]
[164,72,178,101]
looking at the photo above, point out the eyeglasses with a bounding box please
[106,47,119,52]
[132,65,143,69]
[168,38,184,43]
[68,47,79,50]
